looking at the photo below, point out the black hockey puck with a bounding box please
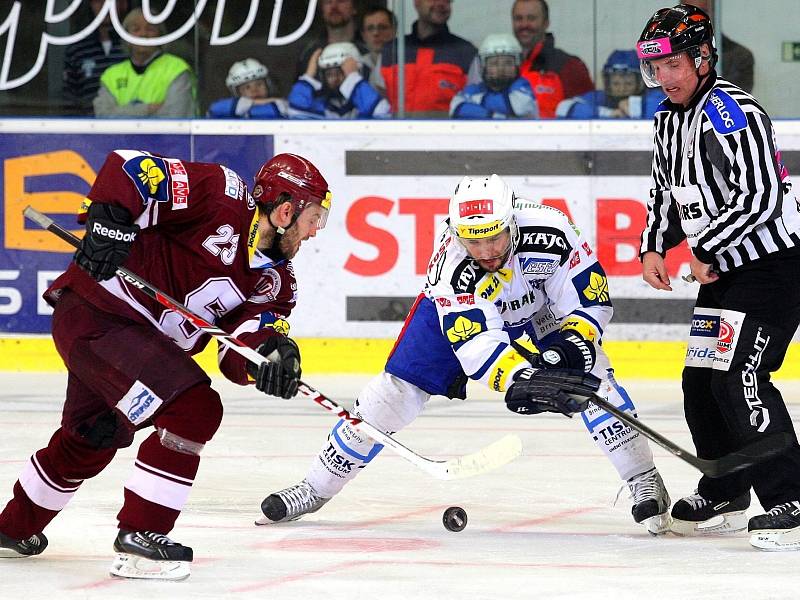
[442,506,468,532]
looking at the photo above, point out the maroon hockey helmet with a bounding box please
[252,153,332,227]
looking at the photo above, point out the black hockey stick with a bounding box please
[589,394,792,478]
[24,206,522,480]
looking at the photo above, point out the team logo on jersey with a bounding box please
[123,155,170,203]
[572,265,611,306]
[250,268,282,304]
[259,312,290,334]
[443,309,486,349]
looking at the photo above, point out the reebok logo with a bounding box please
[92,222,136,242]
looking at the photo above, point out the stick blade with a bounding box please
[439,434,523,480]
[705,432,793,478]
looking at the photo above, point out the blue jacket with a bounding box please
[556,89,665,119]
[450,77,538,119]
[288,73,389,119]
[207,97,287,119]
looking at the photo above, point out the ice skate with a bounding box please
[0,531,48,558]
[110,530,193,580]
[255,479,330,525]
[626,468,671,535]
[670,490,750,536]
[748,501,800,551]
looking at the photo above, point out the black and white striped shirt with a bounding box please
[640,72,800,272]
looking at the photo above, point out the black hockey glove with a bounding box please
[247,335,302,399]
[536,331,596,372]
[505,367,600,417]
[74,203,139,281]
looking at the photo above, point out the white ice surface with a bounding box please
[0,373,798,600]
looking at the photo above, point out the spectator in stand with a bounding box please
[374,0,477,117]
[93,8,196,117]
[296,0,367,79]
[451,34,538,119]
[359,5,396,73]
[556,50,665,119]
[288,42,389,119]
[682,0,754,92]
[63,0,129,115]
[512,0,593,118]
[208,59,287,119]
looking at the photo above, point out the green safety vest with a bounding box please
[100,53,194,107]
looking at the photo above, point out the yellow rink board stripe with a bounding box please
[3,337,800,380]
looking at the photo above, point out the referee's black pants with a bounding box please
[683,251,800,509]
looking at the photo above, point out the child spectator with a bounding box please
[451,34,538,119]
[208,59,287,119]
[288,42,389,119]
[556,50,665,119]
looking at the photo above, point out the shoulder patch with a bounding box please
[704,89,747,135]
[122,154,171,203]
[443,309,487,351]
[655,97,670,113]
[571,264,611,307]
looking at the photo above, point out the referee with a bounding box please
[637,4,800,550]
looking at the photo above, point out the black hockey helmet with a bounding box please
[636,4,717,87]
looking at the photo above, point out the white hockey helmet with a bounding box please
[226,58,269,96]
[318,42,362,70]
[448,174,519,252]
[478,33,523,66]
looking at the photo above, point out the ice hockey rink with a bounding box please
[1,373,798,600]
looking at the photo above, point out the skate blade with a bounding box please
[0,548,36,558]
[110,552,191,580]
[644,512,672,536]
[254,514,301,526]
[670,512,748,536]
[749,528,800,551]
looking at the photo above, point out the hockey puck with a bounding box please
[442,506,468,532]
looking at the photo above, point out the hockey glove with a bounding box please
[247,335,302,399]
[536,331,596,372]
[505,367,600,417]
[74,203,139,281]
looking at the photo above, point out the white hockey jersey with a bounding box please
[423,202,613,393]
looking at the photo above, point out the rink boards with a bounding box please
[1,119,800,377]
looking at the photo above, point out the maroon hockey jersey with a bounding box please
[45,149,295,385]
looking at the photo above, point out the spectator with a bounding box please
[208,59,287,119]
[451,34,538,119]
[682,0,754,92]
[288,42,389,119]
[375,0,477,117]
[512,0,593,118]
[359,5,396,73]
[556,50,665,119]
[93,8,196,118]
[63,0,129,115]
[295,0,367,79]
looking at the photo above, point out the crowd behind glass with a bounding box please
[0,0,767,120]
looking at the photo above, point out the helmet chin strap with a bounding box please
[264,209,299,260]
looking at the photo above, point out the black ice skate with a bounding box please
[748,501,800,551]
[670,490,750,536]
[255,479,330,525]
[0,531,48,558]
[110,529,193,580]
[626,467,671,535]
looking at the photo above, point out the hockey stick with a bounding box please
[24,206,522,480]
[589,394,792,478]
